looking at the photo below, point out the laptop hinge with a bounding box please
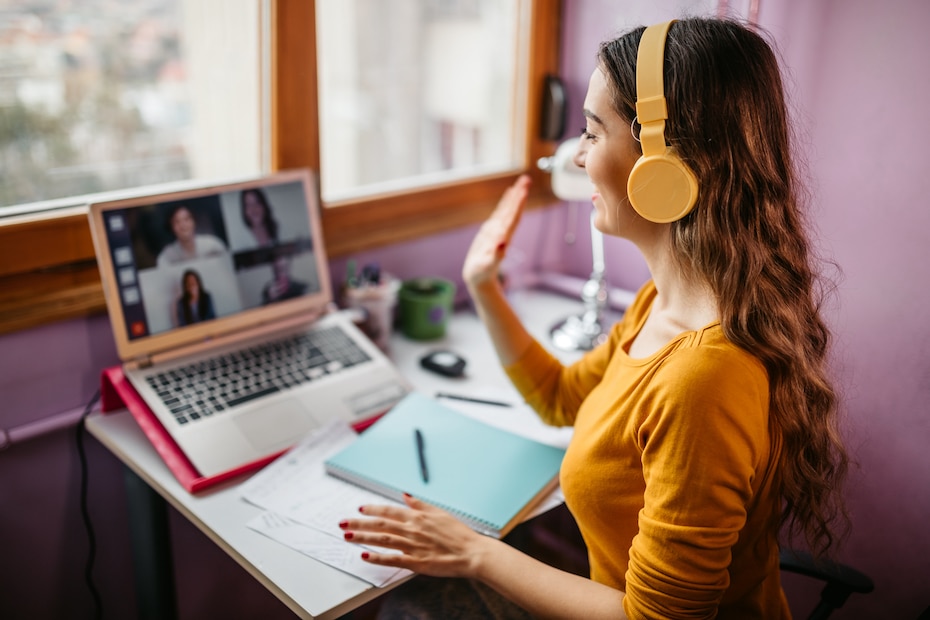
[129,355,153,370]
[125,304,336,371]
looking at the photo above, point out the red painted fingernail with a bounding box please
[403,492,412,498]
[358,506,365,514]
[338,520,349,529]
[361,552,370,560]
[344,532,354,540]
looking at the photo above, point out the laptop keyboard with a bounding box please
[145,326,371,426]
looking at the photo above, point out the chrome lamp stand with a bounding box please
[549,209,609,351]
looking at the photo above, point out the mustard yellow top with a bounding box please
[505,281,789,619]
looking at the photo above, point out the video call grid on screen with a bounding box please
[101,179,321,341]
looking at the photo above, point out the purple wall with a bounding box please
[0,320,302,618]
[765,1,930,615]
[1,1,929,617]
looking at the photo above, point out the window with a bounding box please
[0,0,560,334]
[275,0,560,257]
[315,0,524,201]
[0,0,265,210]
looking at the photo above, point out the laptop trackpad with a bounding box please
[234,398,319,452]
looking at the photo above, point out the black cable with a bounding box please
[76,388,103,620]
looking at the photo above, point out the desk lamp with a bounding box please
[537,137,609,351]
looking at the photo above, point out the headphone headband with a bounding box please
[626,20,699,223]
[635,20,673,159]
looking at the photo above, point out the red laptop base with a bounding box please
[99,365,384,494]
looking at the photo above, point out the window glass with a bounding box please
[315,0,526,202]
[0,0,265,213]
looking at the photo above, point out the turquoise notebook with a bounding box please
[324,392,566,538]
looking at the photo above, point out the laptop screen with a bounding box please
[89,170,332,360]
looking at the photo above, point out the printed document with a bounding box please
[240,421,410,587]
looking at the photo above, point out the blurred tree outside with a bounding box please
[0,0,192,211]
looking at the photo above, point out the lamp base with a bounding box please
[549,313,608,352]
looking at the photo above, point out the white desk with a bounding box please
[86,288,599,620]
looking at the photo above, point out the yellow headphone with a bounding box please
[627,20,699,223]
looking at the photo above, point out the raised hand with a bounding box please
[462,175,532,292]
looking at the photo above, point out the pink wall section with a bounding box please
[1,1,928,617]
[326,205,568,308]
[763,1,930,616]
[762,1,930,615]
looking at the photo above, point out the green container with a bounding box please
[398,278,456,340]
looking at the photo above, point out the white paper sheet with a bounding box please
[246,511,408,587]
[240,421,412,585]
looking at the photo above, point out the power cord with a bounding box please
[76,388,103,620]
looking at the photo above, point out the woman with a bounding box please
[340,18,848,619]
[176,269,216,326]
[156,204,227,267]
[240,187,279,247]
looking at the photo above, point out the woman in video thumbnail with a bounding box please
[241,188,280,248]
[157,204,227,266]
[176,269,216,326]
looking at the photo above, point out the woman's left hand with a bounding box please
[339,494,490,578]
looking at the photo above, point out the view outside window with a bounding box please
[0,0,264,212]
[2,0,525,213]
[316,0,525,201]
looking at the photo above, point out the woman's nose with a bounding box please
[572,146,585,169]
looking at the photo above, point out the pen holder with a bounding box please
[343,276,400,353]
[398,278,456,340]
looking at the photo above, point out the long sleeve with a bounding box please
[622,344,777,618]
[502,285,651,427]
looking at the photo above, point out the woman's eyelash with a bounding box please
[580,128,595,140]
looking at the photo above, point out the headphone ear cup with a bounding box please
[627,150,699,223]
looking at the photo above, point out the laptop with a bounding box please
[88,169,411,478]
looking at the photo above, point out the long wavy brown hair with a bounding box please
[598,18,848,555]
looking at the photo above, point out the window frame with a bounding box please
[0,0,562,335]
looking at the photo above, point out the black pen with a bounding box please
[435,392,513,408]
[414,428,429,483]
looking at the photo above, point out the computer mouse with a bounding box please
[419,350,467,378]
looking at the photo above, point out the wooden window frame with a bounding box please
[0,0,561,336]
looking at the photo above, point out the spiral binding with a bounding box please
[324,463,501,537]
